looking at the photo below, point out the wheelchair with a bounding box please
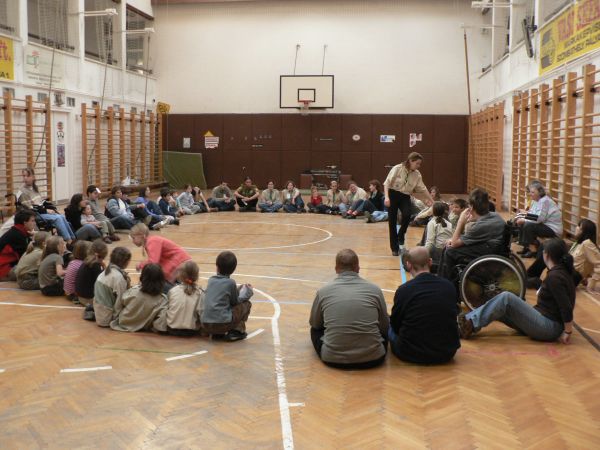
[456,224,527,311]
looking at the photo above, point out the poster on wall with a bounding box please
[0,36,14,81]
[409,133,423,148]
[24,45,65,89]
[380,135,396,143]
[56,121,65,167]
[539,0,600,75]
[204,131,219,149]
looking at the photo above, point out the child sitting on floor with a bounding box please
[38,236,67,296]
[307,186,323,213]
[75,239,108,308]
[63,240,92,303]
[155,260,204,336]
[94,246,132,327]
[110,263,167,332]
[15,231,49,290]
[201,251,253,341]
[81,203,112,243]
[425,202,453,266]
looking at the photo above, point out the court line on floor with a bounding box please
[581,327,600,335]
[165,350,208,362]
[179,221,333,251]
[60,366,112,373]
[253,286,294,450]
[0,301,81,309]
[0,369,5,374]
[245,328,265,340]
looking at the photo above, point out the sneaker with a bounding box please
[151,221,163,231]
[223,330,247,342]
[392,250,399,256]
[173,219,180,226]
[103,236,113,244]
[527,276,542,290]
[457,313,474,339]
[109,234,121,241]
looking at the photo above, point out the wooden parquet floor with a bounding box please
[1,212,599,449]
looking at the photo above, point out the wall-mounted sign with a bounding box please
[352,134,361,141]
[204,131,219,149]
[539,0,600,75]
[409,133,423,148]
[24,45,65,89]
[56,121,66,167]
[380,135,395,143]
[183,137,191,149]
[0,37,14,81]
[157,102,170,114]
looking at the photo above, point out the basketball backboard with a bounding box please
[280,75,334,109]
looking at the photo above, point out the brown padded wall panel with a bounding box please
[165,114,195,151]
[202,150,223,188]
[311,114,342,152]
[252,115,282,152]
[223,114,253,151]
[281,151,310,185]
[342,115,372,152]
[282,115,311,151]
[221,151,254,186]
[193,115,224,152]
[403,115,434,157]
[252,151,281,187]
[311,151,341,169]
[341,152,372,187]
[372,115,404,154]
[371,151,404,184]
[432,153,466,193]
[416,152,433,187]
[433,115,467,154]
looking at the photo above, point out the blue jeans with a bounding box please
[76,224,102,241]
[258,201,282,212]
[110,215,135,230]
[338,203,348,214]
[40,213,76,240]
[466,291,563,341]
[283,197,305,213]
[371,211,388,222]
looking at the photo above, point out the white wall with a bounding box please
[153,0,488,114]
[127,0,154,18]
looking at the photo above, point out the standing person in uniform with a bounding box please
[383,152,433,256]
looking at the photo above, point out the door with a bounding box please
[52,111,71,202]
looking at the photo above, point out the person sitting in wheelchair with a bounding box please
[437,188,506,285]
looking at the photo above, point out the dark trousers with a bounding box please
[236,197,258,210]
[41,279,64,297]
[208,198,235,211]
[527,244,583,286]
[519,222,556,246]
[387,190,412,251]
[437,242,494,282]
[310,327,387,370]
[315,204,340,214]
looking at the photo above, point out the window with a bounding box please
[126,7,153,74]
[511,0,535,49]
[0,0,18,36]
[37,92,48,102]
[67,96,76,107]
[28,0,76,52]
[541,0,573,25]
[85,0,119,65]
[2,86,15,98]
[54,91,64,106]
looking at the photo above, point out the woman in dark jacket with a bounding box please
[458,238,575,344]
[64,194,102,241]
[347,180,384,218]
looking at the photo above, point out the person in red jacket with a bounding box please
[0,209,36,281]
[129,223,192,291]
[307,186,323,213]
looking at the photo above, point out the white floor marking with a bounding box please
[165,350,208,362]
[0,369,5,374]
[581,290,600,307]
[288,402,305,407]
[0,301,81,310]
[60,366,112,373]
[581,327,600,335]
[178,221,332,251]
[244,328,265,340]
[249,315,272,320]
[253,287,294,450]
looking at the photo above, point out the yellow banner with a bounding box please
[540,0,600,75]
[0,37,14,81]
[157,101,170,114]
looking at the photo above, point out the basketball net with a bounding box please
[300,101,311,116]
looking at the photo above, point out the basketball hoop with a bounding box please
[299,100,312,116]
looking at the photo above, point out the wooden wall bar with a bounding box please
[511,63,600,239]
[467,102,504,206]
[81,104,164,193]
[162,114,468,193]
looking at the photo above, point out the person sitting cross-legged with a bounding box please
[309,249,389,369]
[207,182,236,212]
[258,181,283,213]
[458,238,575,344]
[388,247,460,364]
[235,177,260,212]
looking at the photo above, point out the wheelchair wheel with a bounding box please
[459,254,526,311]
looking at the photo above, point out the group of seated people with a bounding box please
[1,169,599,368]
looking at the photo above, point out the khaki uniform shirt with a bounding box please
[346,187,368,204]
[325,189,347,207]
[260,189,281,203]
[383,164,428,194]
